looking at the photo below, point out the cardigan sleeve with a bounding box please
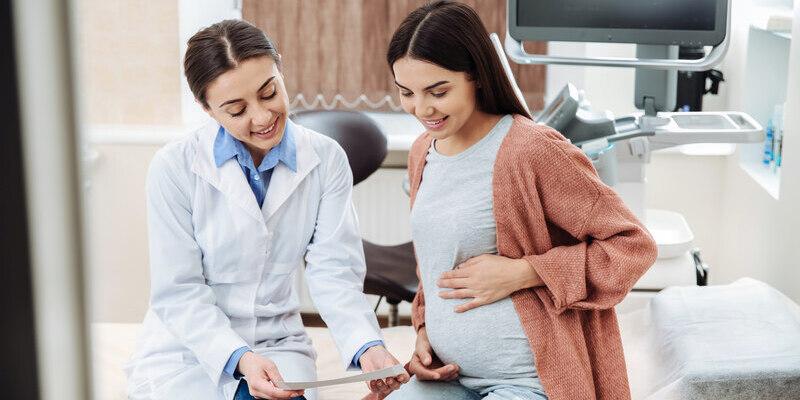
[407,134,431,332]
[411,275,426,331]
[521,134,658,314]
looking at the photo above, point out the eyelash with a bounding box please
[400,91,447,98]
[230,90,278,118]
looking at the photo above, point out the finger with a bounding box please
[409,358,441,381]
[437,277,472,289]
[438,289,474,299]
[396,371,411,383]
[371,378,388,393]
[263,384,303,399]
[429,363,457,375]
[385,377,401,390]
[250,379,300,400]
[455,299,484,313]
[461,256,484,267]
[415,350,432,366]
[439,269,470,280]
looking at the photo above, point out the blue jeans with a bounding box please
[385,376,548,400]
[234,379,306,400]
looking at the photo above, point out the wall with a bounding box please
[714,0,800,300]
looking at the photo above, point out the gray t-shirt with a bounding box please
[410,115,541,391]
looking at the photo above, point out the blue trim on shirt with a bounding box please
[352,340,384,369]
[213,121,298,206]
[224,346,251,378]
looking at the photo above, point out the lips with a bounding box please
[252,118,278,138]
[422,116,448,130]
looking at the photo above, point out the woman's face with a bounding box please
[392,56,479,141]
[203,56,290,160]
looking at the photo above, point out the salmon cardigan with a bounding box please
[407,115,658,400]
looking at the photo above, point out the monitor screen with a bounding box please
[518,0,716,31]
[509,0,727,46]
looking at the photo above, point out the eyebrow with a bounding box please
[394,80,450,92]
[217,76,276,108]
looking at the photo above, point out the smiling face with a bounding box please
[203,56,290,163]
[392,56,484,144]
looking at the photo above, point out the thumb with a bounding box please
[263,362,284,382]
[420,350,432,366]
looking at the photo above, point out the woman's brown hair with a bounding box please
[387,1,531,119]
[184,19,280,108]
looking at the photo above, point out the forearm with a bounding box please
[515,258,545,290]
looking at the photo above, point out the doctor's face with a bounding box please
[204,56,290,161]
[392,56,479,141]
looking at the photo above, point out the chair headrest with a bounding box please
[291,110,388,185]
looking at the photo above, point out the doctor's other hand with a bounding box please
[359,345,410,398]
[438,254,542,313]
[407,327,460,381]
[237,351,305,399]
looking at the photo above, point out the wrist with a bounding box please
[237,351,255,376]
[515,258,540,290]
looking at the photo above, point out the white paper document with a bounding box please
[274,364,407,390]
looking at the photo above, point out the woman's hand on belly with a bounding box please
[237,352,305,399]
[407,327,460,381]
[437,254,543,313]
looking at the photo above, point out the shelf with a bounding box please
[740,157,781,200]
[738,22,791,200]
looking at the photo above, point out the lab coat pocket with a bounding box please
[203,253,261,284]
[258,261,300,314]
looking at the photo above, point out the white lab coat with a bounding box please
[125,121,383,399]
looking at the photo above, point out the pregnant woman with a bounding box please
[385,2,658,399]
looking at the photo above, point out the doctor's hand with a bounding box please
[237,352,305,399]
[359,345,410,398]
[407,327,460,381]
[438,254,543,313]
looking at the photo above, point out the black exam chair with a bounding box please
[290,110,418,327]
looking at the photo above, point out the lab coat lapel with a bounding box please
[191,123,264,222]
[263,125,320,221]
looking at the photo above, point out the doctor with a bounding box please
[126,19,408,400]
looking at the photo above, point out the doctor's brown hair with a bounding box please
[387,1,531,119]
[184,19,281,109]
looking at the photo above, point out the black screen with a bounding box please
[517,0,717,31]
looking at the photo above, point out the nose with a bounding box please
[251,103,273,128]
[413,97,434,119]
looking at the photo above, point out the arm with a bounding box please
[145,152,247,385]
[303,145,383,370]
[524,136,658,314]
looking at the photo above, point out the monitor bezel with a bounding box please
[508,0,728,47]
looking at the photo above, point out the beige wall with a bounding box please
[85,144,159,322]
[75,0,182,321]
[74,0,181,125]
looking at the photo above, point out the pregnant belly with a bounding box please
[424,296,537,380]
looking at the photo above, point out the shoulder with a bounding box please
[408,132,433,169]
[148,124,207,185]
[501,115,574,158]
[501,115,587,166]
[498,114,605,192]
[295,123,348,166]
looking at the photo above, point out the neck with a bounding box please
[436,111,503,156]
[247,146,269,167]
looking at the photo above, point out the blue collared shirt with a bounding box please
[213,122,298,207]
[214,121,382,377]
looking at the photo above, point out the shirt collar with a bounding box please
[213,120,297,173]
